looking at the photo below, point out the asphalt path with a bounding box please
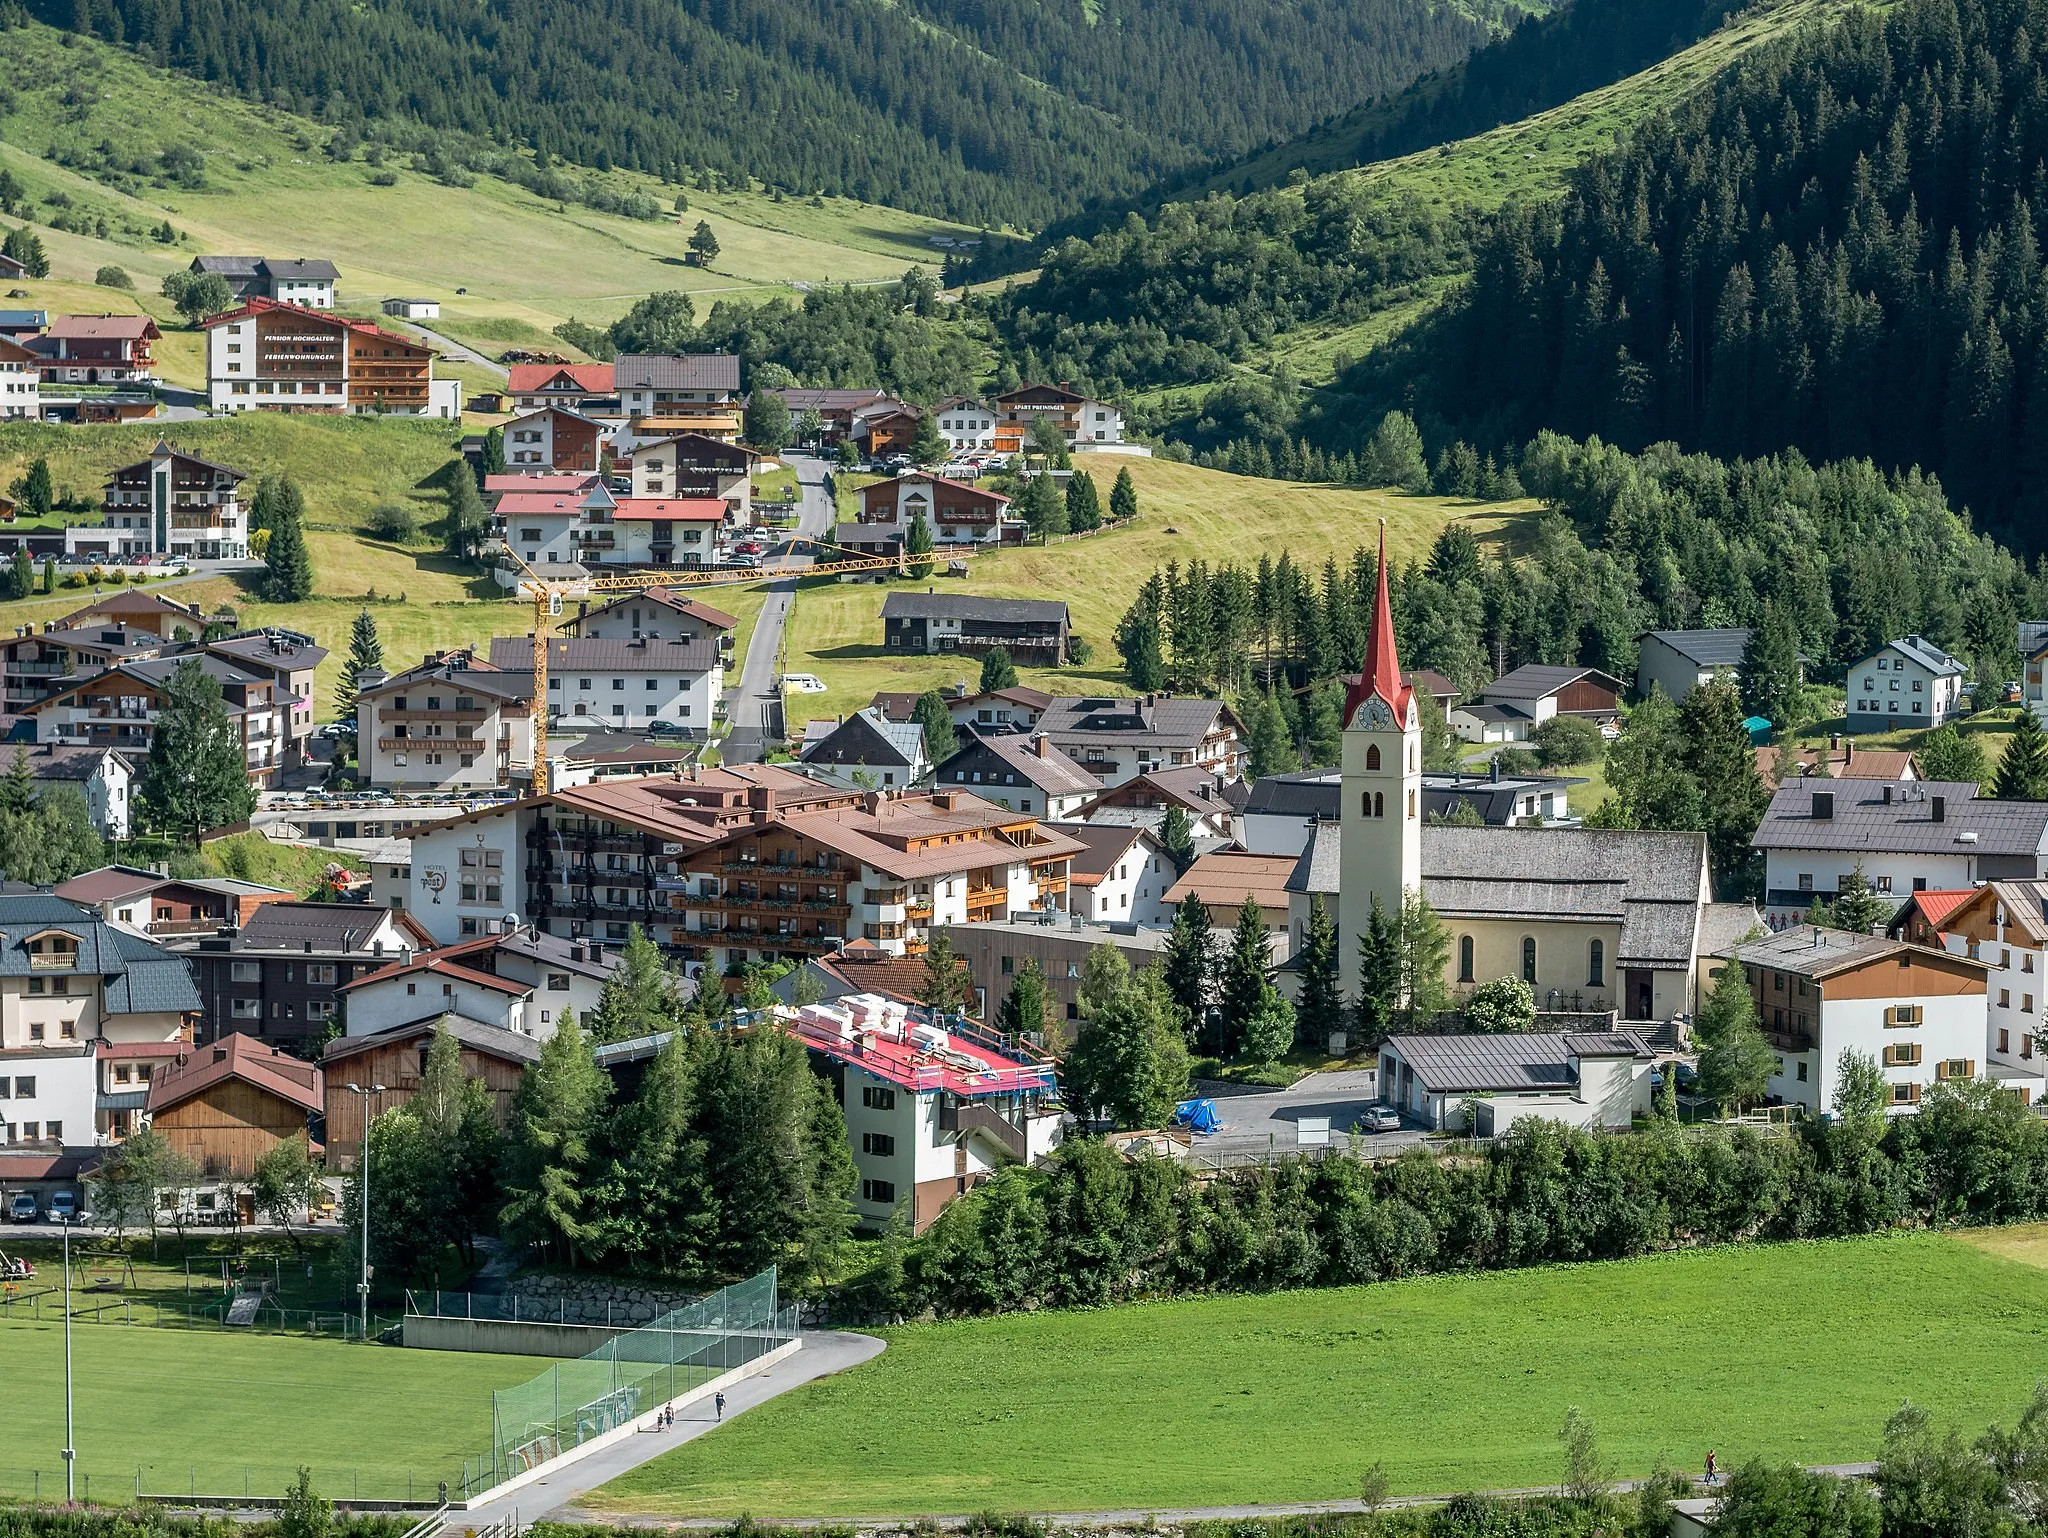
[721,452,834,764]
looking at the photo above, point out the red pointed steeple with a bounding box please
[1342,519,1412,727]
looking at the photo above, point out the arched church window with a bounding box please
[1366,744,1381,771]
[1458,935,1474,982]
[1521,936,1538,983]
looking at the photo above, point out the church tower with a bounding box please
[1338,521,1422,998]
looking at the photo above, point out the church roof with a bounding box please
[1341,521,1412,728]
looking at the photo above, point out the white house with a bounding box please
[1061,822,1176,926]
[1846,635,1966,733]
[1751,778,2048,924]
[1905,881,2048,1104]
[932,396,998,453]
[488,476,616,567]
[355,652,536,793]
[382,298,440,320]
[1724,925,1988,1115]
[1378,1030,1655,1133]
[780,996,1062,1232]
[27,746,135,840]
[339,928,618,1042]
[933,730,1101,819]
[488,635,723,737]
[0,334,40,421]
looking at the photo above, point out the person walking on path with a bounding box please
[715,1391,726,1421]
[1705,1450,1718,1486]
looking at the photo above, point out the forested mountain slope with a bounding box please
[1334,0,2048,546]
[27,0,1508,228]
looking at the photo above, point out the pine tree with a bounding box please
[1819,860,1890,935]
[1162,891,1213,1045]
[912,689,957,764]
[1680,680,1769,897]
[1217,893,1273,1059]
[499,1008,610,1263]
[1398,893,1452,1024]
[135,658,258,838]
[586,925,686,1042]
[1019,471,1065,541]
[996,958,1050,1039]
[479,428,505,480]
[335,608,383,722]
[1994,711,2048,800]
[1694,962,1773,1114]
[264,509,314,602]
[1065,471,1102,532]
[446,470,487,560]
[17,458,52,518]
[978,646,1019,692]
[1739,603,1803,733]
[1245,689,1299,778]
[1109,466,1138,522]
[0,745,33,815]
[903,509,935,579]
[688,220,720,265]
[8,546,30,601]
[917,927,970,1016]
[1294,894,1344,1046]
[909,411,948,466]
[1355,893,1401,1039]
[1158,804,1197,875]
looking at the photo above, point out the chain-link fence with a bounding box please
[482,1268,795,1491]
[0,1462,456,1506]
[1,1286,400,1339]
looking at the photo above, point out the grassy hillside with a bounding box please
[0,21,977,351]
[780,454,1532,725]
[594,1230,2048,1516]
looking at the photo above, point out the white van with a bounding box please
[780,673,827,694]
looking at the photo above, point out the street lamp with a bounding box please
[60,1212,73,1502]
[343,1083,386,1341]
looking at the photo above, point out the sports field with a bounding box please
[593,1231,2048,1517]
[0,1313,542,1502]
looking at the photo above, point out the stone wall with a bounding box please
[483,1272,701,1327]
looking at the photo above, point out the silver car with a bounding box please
[1356,1105,1402,1134]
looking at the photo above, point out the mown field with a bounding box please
[780,454,1533,727]
[0,1310,541,1501]
[595,1230,2048,1517]
[0,19,975,367]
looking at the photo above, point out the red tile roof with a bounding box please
[49,314,160,341]
[610,498,727,521]
[485,473,598,495]
[145,1033,322,1117]
[508,364,615,395]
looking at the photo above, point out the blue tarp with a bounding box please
[1173,1098,1222,1135]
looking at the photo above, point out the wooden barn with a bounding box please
[320,1014,539,1171]
[144,1034,323,1179]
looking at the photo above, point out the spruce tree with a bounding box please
[1398,892,1452,1024]
[1994,710,2048,800]
[1018,471,1065,541]
[1109,465,1138,522]
[593,1026,709,1274]
[136,658,258,838]
[499,1008,610,1263]
[978,646,1020,692]
[0,744,33,815]
[1158,804,1197,875]
[586,925,685,1042]
[912,689,957,764]
[1064,956,1188,1127]
[1294,894,1344,1046]
[264,509,314,602]
[8,546,30,601]
[335,608,384,722]
[1694,963,1774,1114]
[996,958,1050,1039]
[18,457,52,517]
[917,927,970,1015]
[1739,602,1803,732]
[1680,679,1769,897]
[479,428,505,480]
[1355,894,1401,1040]
[1217,893,1273,1059]
[909,411,948,466]
[903,509,935,579]
[1162,891,1213,1043]
[445,470,487,560]
[1065,470,1102,532]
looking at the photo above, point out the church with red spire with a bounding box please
[1338,521,1423,996]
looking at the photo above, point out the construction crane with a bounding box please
[505,535,976,792]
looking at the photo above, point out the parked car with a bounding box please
[46,1190,77,1224]
[1355,1104,1402,1134]
[722,553,761,569]
[734,540,766,555]
[780,672,827,694]
[8,1192,40,1223]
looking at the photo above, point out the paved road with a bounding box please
[389,321,510,379]
[1191,1068,1427,1157]
[721,452,835,764]
[460,1330,885,1527]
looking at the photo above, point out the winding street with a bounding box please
[720,451,836,764]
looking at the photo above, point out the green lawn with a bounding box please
[593,1231,2048,1517]
[782,455,1533,728]
[0,1312,544,1501]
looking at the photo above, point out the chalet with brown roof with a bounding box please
[1075,765,1247,838]
[145,1033,322,1179]
[566,588,740,643]
[853,471,1020,548]
[627,432,751,520]
[673,787,1084,968]
[1163,850,1299,954]
[507,363,617,413]
[322,1014,540,1169]
[1757,736,1922,785]
[933,731,1099,819]
[29,314,160,384]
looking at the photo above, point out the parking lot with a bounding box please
[1190,1068,1429,1158]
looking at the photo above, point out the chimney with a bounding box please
[212,1046,226,1062]
[932,791,956,811]
[1812,790,1834,820]
[1830,732,1841,751]
[1490,756,1501,783]
[1883,784,1893,804]
[1932,794,1946,824]
[1844,738,1854,763]
[746,784,777,814]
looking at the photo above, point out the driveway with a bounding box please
[721,453,834,764]
[1189,1068,1428,1158]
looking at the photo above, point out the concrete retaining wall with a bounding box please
[402,1315,633,1357]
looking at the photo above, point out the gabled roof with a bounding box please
[48,314,160,341]
[1890,885,1986,937]
[940,731,1100,797]
[1040,696,1233,749]
[322,1013,543,1067]
[1752,779,2048,856]
[488,634,720,673]
[507,364,615,395]
[799,707,926,769]
[879,592,1068,624]
[609,497,727,521]
[260,258,340,281]
[484,473,598,496]
[1639,627,1752,667]
[1723,923,1985,981]
[192,255,263,278]
[1163,850,1297,913]
[571,589,739,633]
[146,1033,321,1117]
[233,902,400,955]
[1483,663,1627,701]
[1058,821,1153,884]
[1388,1030,1652,1095]
[863,471,1010,509]
[613,354,741,392]
[1870,635,1966,677]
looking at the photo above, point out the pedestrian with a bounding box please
[1705,1450,1717,1486]
[715,1391,726,1421]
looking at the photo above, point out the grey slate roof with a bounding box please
[1287,819,1342,897]
[800,707,925,769]
[2022,621,2048,660]
[192,256,262,278]
[487,635,720,673]
[1482,664,1625,701]
[880,592,1069,625]
[1640,628,1751,667]
[1752,779,2048,856]
[233,903,395,955]
[206,631,329,672]
[324,1013,543,1066]
[1040,695,1229,749]
[260,258,340,281]
[1721,923,1925,978]
[940,731,1100,796]
[1387,1029,1651,1094]
[613,353,741,393]
[1876,635,1966,677]
[1456,702,1535,723]
[0,894,200,1016]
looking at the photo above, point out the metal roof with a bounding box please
[486,635,721,673]
[1639,628,1752,667]
[1752,779,2048,856]
[1040,695,1229,749]
[613,353,741,392]
[1386,1029,1650,1094]
[1483,663,1625,700]
[1874,635,1966,677]
[880,592,1069,625]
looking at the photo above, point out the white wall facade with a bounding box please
[343,974,535,1038]
[406,810,529,945]
[0,349,38,421]
[1767,990,1986,1114]
[1763,847,1978,923]
[547,664,720,732]
[1076,834,1174,926]
[935,404,997,452]
[1847,646,1965,731]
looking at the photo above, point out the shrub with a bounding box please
[1531,714,1603,768]
[1464,976,1536,1034]
[1494,746,1542,775]
[93,264,132,288]
[365,501,417,542]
